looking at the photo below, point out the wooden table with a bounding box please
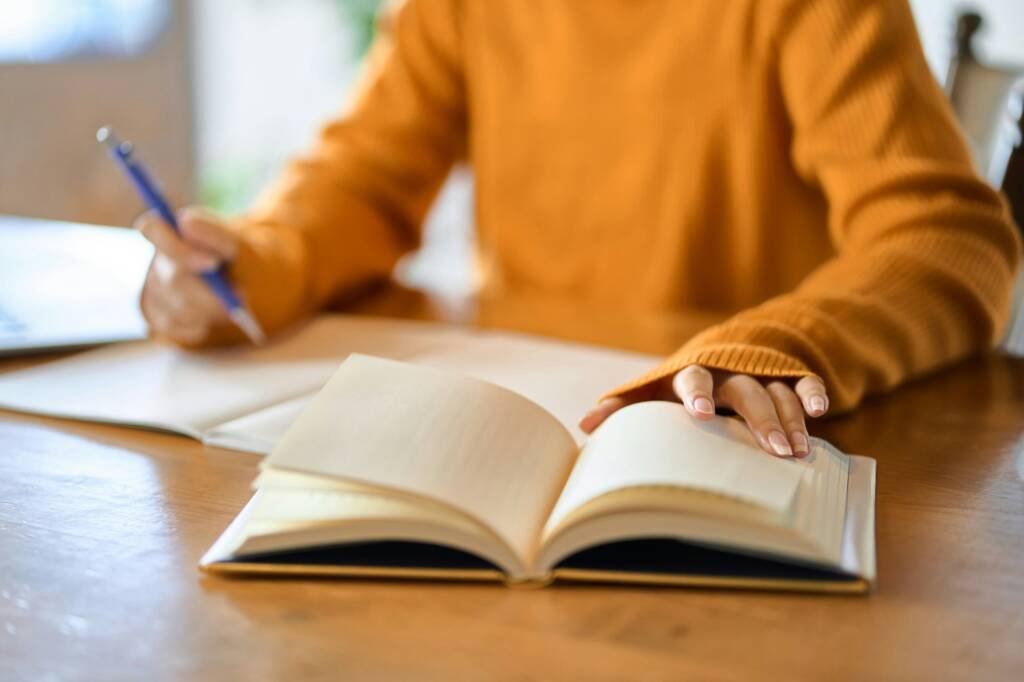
[2,288,1023,681]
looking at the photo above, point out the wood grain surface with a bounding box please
[2,288,1022,681]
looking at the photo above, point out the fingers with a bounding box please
[142,273,208,344]
[178,207,239,261]
[766,381,810,457]
[579,375,679,434]
[579,397,629,434]
[133,209,223,272]
[140,254,228,345]
[794,375,829,417]
[672,365,716,420]
[715,374,794,457]
[579,366,828,462]
[134,206,240,347]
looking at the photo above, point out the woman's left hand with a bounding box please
[579,365,829,458]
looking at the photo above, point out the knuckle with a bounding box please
[766,384,799,409]
[728,376,765,403]
[162,243,193,265]
[716,373,743,393]
[715,382,742,405]
[178,219,203,244]
[754,417,783,434]
[672,371,701,397]
[161,307,187,330]
[180,205,215,224]
[167,265,193,288]
[682,364,712,380]
[768,384,799,408]
[778,400,804,423]
[725,373,757,389]
[177,206,202,223]
[784,420,806,434]
[780,407,805,426]
[727,391,759,415]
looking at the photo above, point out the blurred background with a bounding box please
[0,0,1022,299]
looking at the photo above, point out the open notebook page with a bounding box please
[204,394,315,454]
[414,332,657,443]
[264,355,579,567]
[0,315,464,437]
[204,330,658,455]
[544,402,805,539]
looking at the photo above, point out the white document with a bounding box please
[0,314,659,453]
[0,316,466,437]
[414,333,656,443]
[545,402,806,538]
[204,394,315,454]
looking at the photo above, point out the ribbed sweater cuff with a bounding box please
[603,343,816,401]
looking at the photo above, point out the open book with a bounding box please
[202,355,877,593]
[0,315,656,454]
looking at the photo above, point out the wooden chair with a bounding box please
[945,11,1024,354]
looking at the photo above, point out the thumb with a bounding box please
[177,207,239,262]
[579,396,630,434]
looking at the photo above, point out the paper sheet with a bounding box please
[204,394,315,454]
[0,315,463,435]
[207,330,658,454]
[0,313,660,455]
[414,333,656,443]
[544,402,805,537]
[265,354,580,564]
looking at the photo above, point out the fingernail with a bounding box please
[767,430,793,457]
[693,397,714,415]
[809,396,827,415]
[790,431,810,456]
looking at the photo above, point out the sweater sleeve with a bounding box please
[213,0,465,340]
[608,0,1021,412]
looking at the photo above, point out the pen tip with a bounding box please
[229,308,267,346]
[96,126,111,143]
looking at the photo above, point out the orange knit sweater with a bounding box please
[225,0,1021,412]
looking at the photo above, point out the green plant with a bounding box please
[330,0,385,56]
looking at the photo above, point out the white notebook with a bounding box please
[0,315,658,454]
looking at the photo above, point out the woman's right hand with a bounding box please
[135,207,240,345]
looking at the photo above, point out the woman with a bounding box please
[136,0,1021,457]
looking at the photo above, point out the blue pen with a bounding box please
[97,126,266,345]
